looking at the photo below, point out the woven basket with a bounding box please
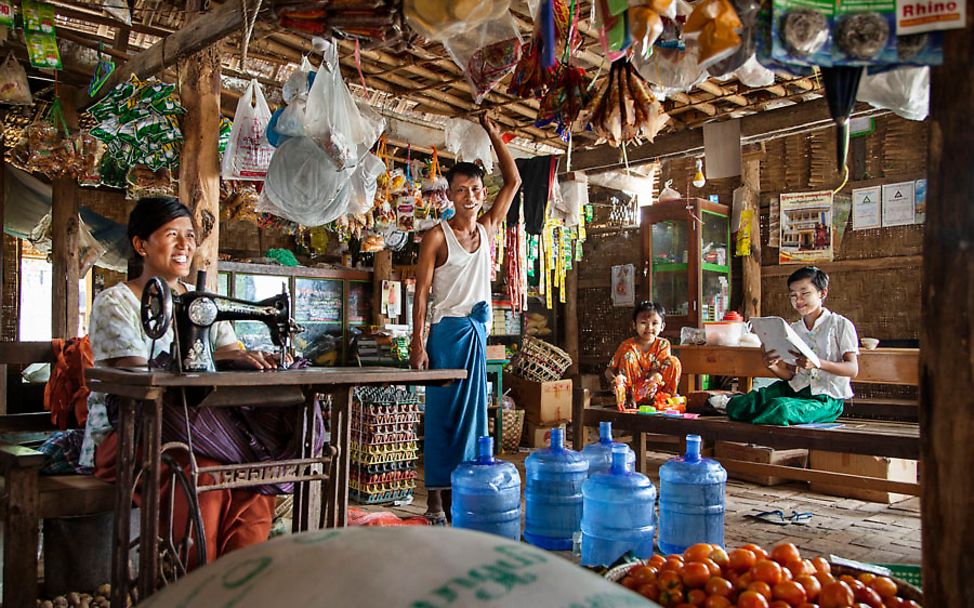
[508,336,573,383]
[501,409,525,452]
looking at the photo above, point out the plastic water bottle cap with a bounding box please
[685,434,702,462]
[477,436,495,464]
[610,444,629,473]
[599,421,613,444]
[550,427,565,450]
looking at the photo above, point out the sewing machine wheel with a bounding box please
[141,276,173,340]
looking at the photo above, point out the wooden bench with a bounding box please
[572,345,921,498]
[0,341,115,608]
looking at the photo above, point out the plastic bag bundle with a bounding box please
[304,41,385,170]
[348,153,385,215]
[554,177,588,227]
[0,52,33,105]
[633,46,708,100]
[222,79,276,181]
[268,58,316,148]
[259,136,352,227]
[441,12,522,104]
[857,66,929,121]
[404,0,511,42]
[443,118,494,174]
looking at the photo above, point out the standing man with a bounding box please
[410,114,521,525]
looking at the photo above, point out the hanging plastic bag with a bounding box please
[259,136,351,226]
[683,0,743,69]
[633,46,708,100]
[857,66,929,121]
[659,179,681,202]
[404,0,511,43]
[441,12,522,104]
[554,176,588,227]
[348,153,385,215]
[733,54,775,87]
[0,52,33,105]
[222,79,276,181]
[443,118,494,173]
[304,40,385,170]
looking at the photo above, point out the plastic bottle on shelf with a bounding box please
[451,436,521,540]
[658,434,727,555]
[581,444,657,566]
[523,427,588,551]
[580,421,636,477]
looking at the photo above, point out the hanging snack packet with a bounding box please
[683,0,744,68]
[442,12,522,104]
[0,53,33,105]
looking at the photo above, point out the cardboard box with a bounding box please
[486,344,507,361]
[504,373,572,424]
[809,450,918,503]
[715,441,809,486]
[522,421,567,448]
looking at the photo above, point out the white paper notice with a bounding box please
[852,186,881,230]
[882,182,916,227]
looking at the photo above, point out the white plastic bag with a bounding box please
[304,40,385,170]
[659,179,681,202]
[857,67,929,122]
[348,153,385,215]
[222,79,275,181]
[733,54,775,88]
[634,46,708,101]
[554,177,588,227]
[259,136,351,226]
[404,0,511,42]
[0,52,33,106]
[444,118,494,173]
[442,12,522,104]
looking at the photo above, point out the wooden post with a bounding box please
[51,86,81,338]
[921,6,974,606]
[741,155,762,318]
[564,267,579,376]
[371,250,393,325]
[0,140,6,413]
[178,42,222,292]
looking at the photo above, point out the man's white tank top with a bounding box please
[430,220,492,333]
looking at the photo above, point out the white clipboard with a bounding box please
[748,316,821,368]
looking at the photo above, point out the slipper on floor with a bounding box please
[745,509,790,526]
[424,511,448,526]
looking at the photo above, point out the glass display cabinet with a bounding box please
[217,262,372,366]
[641,198,731,337]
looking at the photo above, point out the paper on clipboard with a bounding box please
[748,316,821,368]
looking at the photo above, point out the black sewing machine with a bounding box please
[139,270,303,372]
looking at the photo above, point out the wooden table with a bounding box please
[86,366,465,607]
[673,345,920,392]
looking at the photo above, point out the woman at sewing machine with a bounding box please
[80,196,301,565]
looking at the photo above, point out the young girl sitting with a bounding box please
[722,266,859,425]
[605,301,682,410]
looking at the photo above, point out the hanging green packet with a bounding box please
[0,1,14,28]
[25,30,61,69]
[21,1,55,33]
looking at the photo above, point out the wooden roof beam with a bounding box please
[87,0,251,102]
[695,80,749,107]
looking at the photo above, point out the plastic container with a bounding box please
[451,436,521,540]
[581,444,657,566]
[658,434,727,555]
[581,421,636,477]
[523,427,588,550]
[704,321,746,346]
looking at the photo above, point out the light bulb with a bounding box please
[692,159,706,188]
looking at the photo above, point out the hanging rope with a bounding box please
[239,0,262,74]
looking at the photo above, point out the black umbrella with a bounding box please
[821,66,865,170]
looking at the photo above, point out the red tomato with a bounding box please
[701,558,723,577]
[637,582,661,601]
[857,573,877,586]
[797,604,821,608]
[729,549,759,573]
[630,565,658,586]
[854,586,883,608]
[747,581,773,600]
[868,577,898,599]
[814,572,836,587]
[738,590,771,608]
[659,569,683,591]
[686,588,708,606]
[812,557,831,575]
[705,576,734,598]
[743,543,770,561]
[649,554,667,569]
[710,547,730,572]
[752,560,785,586]
[773,580,808,606]
[663,556,687,572]
[819,581,855,608]
[704,596,732,608]
[681,562,712,588]
[770,543,802,565]
[659,588,685,607]
[770,602,792,608]
[685,543,717,563]
[795,574,823,601]
[787,560,817,578]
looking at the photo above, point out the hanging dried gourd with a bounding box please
[575,58,669,148]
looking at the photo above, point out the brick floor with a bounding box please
[364,448,921,566]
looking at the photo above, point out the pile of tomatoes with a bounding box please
[616,541,921,608]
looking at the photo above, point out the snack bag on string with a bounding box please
[222,79,276,181]
[683,0,744,69]
[0,52,33,105]
[420,147,452,227]
[441,11,522,104]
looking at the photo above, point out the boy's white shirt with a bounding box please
[787,308,860,400]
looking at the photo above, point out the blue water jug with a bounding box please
[658,434,727,555]
[581,444,657,566]
[523,427,588,550]
[581,421,636,477]
[451,436,521,540]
